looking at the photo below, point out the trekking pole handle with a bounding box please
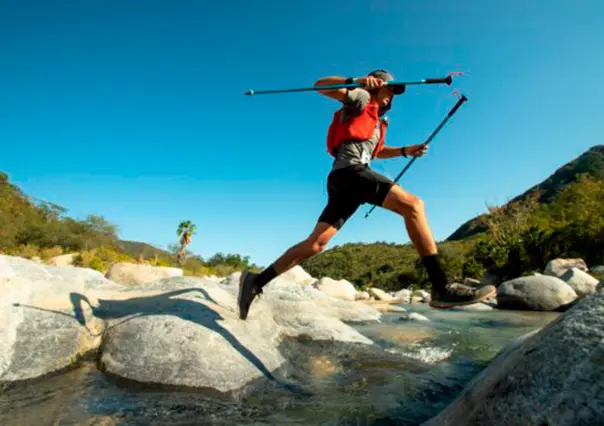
[424,75,453,85]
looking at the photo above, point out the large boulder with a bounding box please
[315,277,357,301]
[2,256,381,393]
[560,268,599,298]
[0,255,114,382]
[497,275,577,311]
[100,278,377,392]
[423,289,604,426]
[544,258,588,278]
[105,262,183,285]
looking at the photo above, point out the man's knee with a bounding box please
[409,195,425,214]
[391,192,424,217]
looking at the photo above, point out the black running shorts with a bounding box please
[318,164,395,229]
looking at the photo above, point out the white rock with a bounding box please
[47,253,78,267]
[1,255,380,392]
[463,277,482,287]
[369,287,394,301]
[497,275,577,311]
[560,268,600,298]
[315,277,357,301]
[544,258,588,278]
[105,262,183,285]
[394,289,412,303]
[355,291,371,301]
[264,265,315,288]
[400,312,430,322]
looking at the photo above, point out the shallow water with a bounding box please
[0,305,559,426]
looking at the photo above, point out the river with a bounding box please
[0,304,559,426]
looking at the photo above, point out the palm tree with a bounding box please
[176,220,196,266]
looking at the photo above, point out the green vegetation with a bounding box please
[0,171,259,276]
[176,220,196,266]
[448,145,604,241]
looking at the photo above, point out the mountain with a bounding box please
[446,145,604,241]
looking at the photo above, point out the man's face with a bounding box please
[376,86,395,107]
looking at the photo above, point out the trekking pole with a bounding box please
[244,74,457,96]
[364,93,468,219]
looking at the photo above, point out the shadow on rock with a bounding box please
[16,288,306,395]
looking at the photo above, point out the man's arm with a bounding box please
[313,76,350,101]
[376,146,407,159]
[377,144,429,159]
[314,74,385,101]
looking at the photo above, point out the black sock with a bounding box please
[255,264,278,289]
[421,254,448,292]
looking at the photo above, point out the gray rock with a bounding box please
[561,268,599,298]
[105,262,183,285]
[591,265,604,274]
[394,289,412,303]
[497,275,577,311]
[0,255,111,382]
[423,291,604,426]
[400,312,430,322]
[369,287,394,301]
[100,279,376,392]
[2,256,382,393]
[450,303,494,311]
[544,258,588,278]
[463,277,482,287]
[315,277,357,301]
[355,291,371,301]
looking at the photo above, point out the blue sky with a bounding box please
[2,0,603,267]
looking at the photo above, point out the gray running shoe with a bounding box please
[430,283,497,308]
[238,269,263,320]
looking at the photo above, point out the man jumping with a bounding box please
[238,69,496,319]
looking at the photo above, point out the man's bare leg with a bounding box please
[238,221,338,319]
[270,221,339,274]
[380,184,437,257]
[380,184,496,307]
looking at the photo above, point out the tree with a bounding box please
[176,220,197,266]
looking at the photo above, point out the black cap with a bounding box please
[368,69,406,95]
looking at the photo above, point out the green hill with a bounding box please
[447,145,604,241]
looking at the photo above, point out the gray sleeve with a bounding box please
[342,88,370,114]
